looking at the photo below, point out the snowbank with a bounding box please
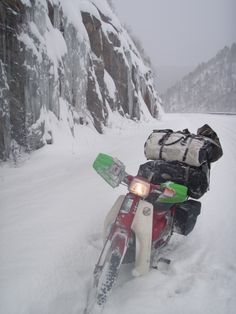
[0,113,235,314]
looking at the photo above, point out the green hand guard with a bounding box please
[93,153,126,188]
[159,181,188,203]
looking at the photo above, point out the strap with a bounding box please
[184,164,190,183]
[158,131,172,159]
[159,131,185,147]
[162,136,185,146]
[183,136,193,162]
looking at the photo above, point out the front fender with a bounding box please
[103,197,154,276]
[103,195,126,242]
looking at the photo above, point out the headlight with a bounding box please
[129,178,150,198]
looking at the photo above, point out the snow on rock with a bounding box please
[0,60,11,160]
[0,0,161,160]
[104,70,117,100]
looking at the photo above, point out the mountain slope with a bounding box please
[162,44,236,113]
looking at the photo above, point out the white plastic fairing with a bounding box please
[131,200,153,276]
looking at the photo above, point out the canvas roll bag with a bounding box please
[144,127,222,167]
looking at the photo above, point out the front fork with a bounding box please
[103,195,153,276]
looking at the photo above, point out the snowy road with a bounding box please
[0,114,236,314]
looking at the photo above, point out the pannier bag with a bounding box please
[144,127,222,167]
[138,160,210,199]
[174,200,201,235]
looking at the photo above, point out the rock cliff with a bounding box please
[162,44,236,113]
[0,0,161,160]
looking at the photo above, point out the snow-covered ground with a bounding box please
[0,113,236,314]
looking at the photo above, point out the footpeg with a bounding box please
[151,257,171,270]
[158,257,171,264]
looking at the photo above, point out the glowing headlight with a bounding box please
[129,178,150,198]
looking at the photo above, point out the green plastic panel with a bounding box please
[93,153,126,188]
[159,181,188,203]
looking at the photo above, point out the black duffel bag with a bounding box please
[138,159,210,199]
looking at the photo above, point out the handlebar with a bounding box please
[93,153,188,203]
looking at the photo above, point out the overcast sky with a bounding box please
[112,0,236,68]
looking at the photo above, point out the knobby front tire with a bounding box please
[95,248,122,306]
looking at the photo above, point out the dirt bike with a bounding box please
[84,153,195,313]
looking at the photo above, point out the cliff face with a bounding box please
[162,44,236,113]
[0,0,161,160]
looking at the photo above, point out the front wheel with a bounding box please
[95,248,122,306]
[93,232,129,306]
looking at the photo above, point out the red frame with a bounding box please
[96,175,173,270]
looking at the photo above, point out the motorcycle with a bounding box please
[84,153,188,313]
